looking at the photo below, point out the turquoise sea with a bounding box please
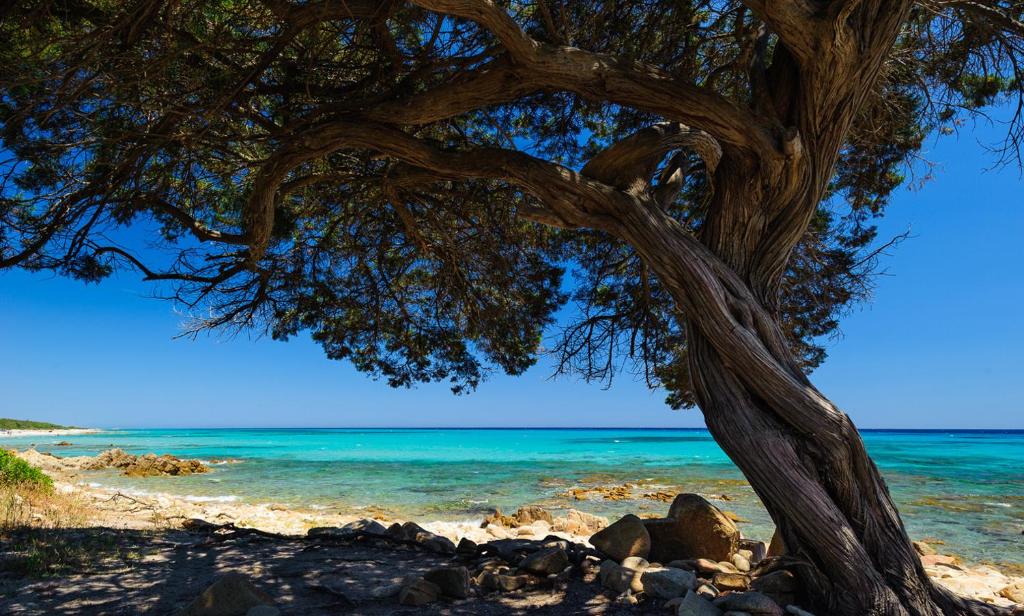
[1,428,1021,567]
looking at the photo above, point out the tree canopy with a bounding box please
[1,0,1021,403]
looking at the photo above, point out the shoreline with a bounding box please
[0,428,102,438]
[6,447,1023,610]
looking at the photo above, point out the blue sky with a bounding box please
[1,121,1022,429]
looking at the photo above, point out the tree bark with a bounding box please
[612,199,1012,616]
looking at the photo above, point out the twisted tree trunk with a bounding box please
[614,197,1011,616]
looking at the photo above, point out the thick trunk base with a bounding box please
[687,333,1013,616]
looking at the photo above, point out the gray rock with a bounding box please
[456,537,478,557]
[520,547,569,576]
[424,566,470,598]
[678,589,725,616]
[590,514,651,561]
[714,591,784,616]
[640,566,698,599]
[176,573,274,616]
[398,577,441,606]
[245,607,280,616]
[738,540,767,564]
[785,607,816,616]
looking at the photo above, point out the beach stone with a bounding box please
[552,508,608,535]
[343,518,388,534]
[399,577,441,606]
[176,573,274,616]
[913,540,937,556]
[751,570,798,606]
[732,553,751,572]
[1000,582,1024,603]
[424,566,471,598]
[520,547,569,576]
[697,583,719,599]
[245,608,280,616]
[590,514,651,561]
[640,566,698,599]
[682,558,737,575]
[599,558,649,594]
[397,522,456,554]
[712,571,750,591]
[714,591,784,615]
[647,494,740,563]
[678,589,725,616]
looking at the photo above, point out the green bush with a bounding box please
[0,450,53,490]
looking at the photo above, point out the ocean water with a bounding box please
[2,428,1021,567]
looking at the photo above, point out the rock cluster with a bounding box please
[85,448,209,476]
[589,493,814,616]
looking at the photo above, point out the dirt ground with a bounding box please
[0,525,634,615]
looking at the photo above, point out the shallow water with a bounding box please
[2,428,1021,566]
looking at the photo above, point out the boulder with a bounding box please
[513,506,554,526]
[342,518,388,534]
[645,494,740,563]
[175,573,274,616]
[424,566,471,599]
[714,591,784,616]
[590,514,651,561]
[552,509,608,535]
[912,540,937,556]
[678,589,725,616]
[88,448,209,477]
[398,577,440,606]
[520,547,569,576]
[639,566,698,599]
[396,521,456,554]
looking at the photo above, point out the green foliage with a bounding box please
[0,418,70,430]
[0,1,1020,406]
[0,450,54,490]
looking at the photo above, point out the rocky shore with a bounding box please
[2,448,1022,615]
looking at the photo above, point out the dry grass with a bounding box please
[0,483,146,578]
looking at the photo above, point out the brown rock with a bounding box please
[590,514,651,561]
[912,540,937,556]
[645,494,740,563]
[713,590,784,615]
[175,573,274,616]
[513,506,553,526]
[712,571,751,591]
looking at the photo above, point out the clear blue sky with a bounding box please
[1,121,1022,429]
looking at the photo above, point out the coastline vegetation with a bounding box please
[0,449,53,490]
[0,418,72,431]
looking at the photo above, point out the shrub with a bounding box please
[0,450,54,490]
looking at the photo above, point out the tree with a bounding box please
[1,1,1021,613]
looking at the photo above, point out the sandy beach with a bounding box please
[0,428,103,438]
[2,447,1021,614]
